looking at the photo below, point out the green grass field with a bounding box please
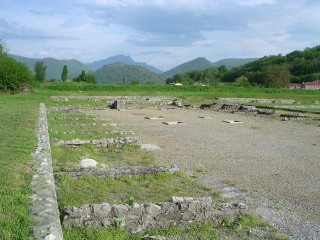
[1,82,317,239]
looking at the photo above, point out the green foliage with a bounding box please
[61,65,68,81]
[73,70,97,84]
[166,66,224,85]
[0,46,34,92]
[235,75,251,87]
[122,196,135,206]
[164,57,214,77]
[130,79,141,85]
[262,64,290,88]
[222,45,320,85]
[34,61,47,82]
[94,62,166,84]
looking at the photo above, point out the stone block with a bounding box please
[145,204,161,216]
[93,203,112,217]
[113,204,128,218]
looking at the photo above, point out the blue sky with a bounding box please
[0,0,319,71]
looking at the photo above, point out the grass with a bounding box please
[40,82,320,103]
[62,214,288,240]
[51,143,153,171]
[56,171,219,209]
[0,93,45,239]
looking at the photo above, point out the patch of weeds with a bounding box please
[221,214,288,239]
[195,165,206,173]
[56,172,218,209]
[51,142,149,171]
[122,196,135,206]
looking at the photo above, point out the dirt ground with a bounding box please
[95,107,320,239]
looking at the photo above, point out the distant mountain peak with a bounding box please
[88,55,163,74]
[164,57,213,77]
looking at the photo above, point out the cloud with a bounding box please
[1,0,320,70]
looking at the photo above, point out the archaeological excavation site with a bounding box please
[29,95,320,240]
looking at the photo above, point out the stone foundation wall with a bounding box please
[57,165,179,178]
[51,96,176,104]
[63,197,243,233]
[216,98,296,104]
[53,136,138,146]
[29,103,63,240]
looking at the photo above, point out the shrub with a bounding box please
[0,54,33,92]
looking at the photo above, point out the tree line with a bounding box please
[167,45,320,88]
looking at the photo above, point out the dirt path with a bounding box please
[95,108,320,239]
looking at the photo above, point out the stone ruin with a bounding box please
[215,97,296,104]
[201,103,258,113]
[63,196,245,233]
[30,104,63,240]
[32,99,252,239]
[53,136,139,147]
[57,165,179,179]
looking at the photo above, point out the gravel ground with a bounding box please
[95,107,320,239]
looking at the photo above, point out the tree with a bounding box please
[218,65,227,73]
[0,42,33,92]
[235,75,251,87]
[34,61,47,82]
[61,65,68,82]
[262,64,290,88]
[73,70,96,84]
[131,79,141,84]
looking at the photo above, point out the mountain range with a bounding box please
[9,54,91,80]
[163,57,258,77]
[9,54,257,83]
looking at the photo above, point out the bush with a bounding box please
[0,55,34,92]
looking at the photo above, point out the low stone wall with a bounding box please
[29,103,63,240]
[53,136,139,146]
[216,98,296,104]
[57,165,179,178]
[63,197,243,233]
[51,96,176,104]
[48,106,83,112]
[53,130,134,135]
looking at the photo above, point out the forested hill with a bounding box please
[164,57,213,77]
[9,55,91,80]
[164,57,258,77]
[94,62,166,84]
[211,58,258,69]
[88,55,163,74]
[222,45,320,84]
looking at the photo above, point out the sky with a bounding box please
[0,0,319,71]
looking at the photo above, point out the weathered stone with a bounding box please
[145,116,165,120]
[145,204,161,216]
[173,99,182,107]
[128,223,142,233]
[113,204,129,218]
[162,121,184,125]
[222,120,243,124]
[53,136,139,146]
[129,203,144,215]
[30,104,63,240]
[101,218,112,227]
[93,203,112,217]
[78,159,98,168]
[143,234,166,240]
[141,143,160,150]
[62,197,239,232]
[58,165,179,178]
